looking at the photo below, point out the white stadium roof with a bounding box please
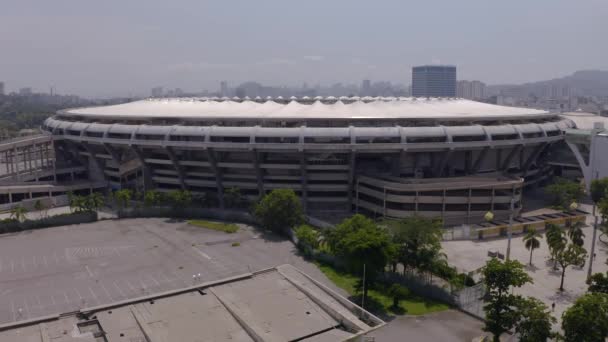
[61,97,551,121]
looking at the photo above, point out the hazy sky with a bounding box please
[1,0,606,98]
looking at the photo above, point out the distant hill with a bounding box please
[489,70,608,97]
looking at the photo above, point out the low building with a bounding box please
[0,264,384,342]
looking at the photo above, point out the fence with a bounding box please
[116,206,257,225]
[0,211,98,234]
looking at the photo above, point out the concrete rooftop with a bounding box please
[0,265,383,342]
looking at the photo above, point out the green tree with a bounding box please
[523,227,541,266]
[588,271,608,294]
[85,192,104,212]
[168,190,192,210]
[114,189,133,210]
[482,258,533,342]
[9,206,27,222]
[590,177,608,203]
[254,189,303,235]
[332,214,395,301]
[386,284,410,309]
[143,190,163,207]
[556,243,587,291]
[515,297,557,342]
[294,224,319,256]
[224,187,243,208]
[33,199,46,220]
[383,216,444,277]
[545,178,584,210]
[562,293,608,342]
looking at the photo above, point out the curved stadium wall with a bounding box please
[43,97,575,225]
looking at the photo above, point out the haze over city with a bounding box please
[1,0,607,97]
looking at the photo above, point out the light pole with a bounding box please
[588,171,600,281]
[506,197,515,261]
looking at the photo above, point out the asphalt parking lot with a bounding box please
[0,217,332,325]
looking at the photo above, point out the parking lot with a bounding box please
[0,217,331,325]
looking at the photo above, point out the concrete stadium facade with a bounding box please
[42,97,575,225]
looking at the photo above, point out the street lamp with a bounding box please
[484,211,494,222]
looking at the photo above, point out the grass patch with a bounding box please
[231,242,240,247]
[187,220,239,233]
[315,261,449,316]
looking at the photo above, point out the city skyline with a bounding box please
[0,0,606,98]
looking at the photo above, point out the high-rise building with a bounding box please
[220,81,228,97]
[361,79,371,96]
[19,87,32,95]
[151,87,163,97]
[0,82,4,96]
[412,65,456,97]
[457,80,486,100]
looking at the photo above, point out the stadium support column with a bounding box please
[252,150,264,199]
[435,149,453,177]
[471,147,489,174]
[103,144,122,167]
[165,146,186,190]
[207,148,224,209]
[131,146,152,193]
[82,142,105,181]
[348,151,356,210]
[501,145,523,171]
[299,152,308,211]
[521,143,549,177]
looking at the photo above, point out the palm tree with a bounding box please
[546,223,566,270]
[567,221,585,247]
[524,228,541,266]
[10,206,27,222]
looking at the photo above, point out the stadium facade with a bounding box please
[42,97,575,225]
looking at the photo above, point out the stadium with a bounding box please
[42,97,575,225]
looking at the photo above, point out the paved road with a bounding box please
[0,217,339,325]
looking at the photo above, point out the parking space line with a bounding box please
[22,298,30,319]
[20,257,26,272]
[32,255,37,269]
[10,260,14,273]
[10,301,16,322]
[159,272,173,284]
[148,275,161,288]
[53,252,59,265]
[88,287,99,305]
[50,295,56,306]
[85,265,94,278]
[125,280,136,293]
[138,278,148,294]
[43,255,48,267]
[35,295,42,309]
[75,288,83,300]
[63,292,70,304]
[100,283,114,302]
[113,281,127,298]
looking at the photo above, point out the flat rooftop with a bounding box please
[0,265,383,342]
[60,97,551,121]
